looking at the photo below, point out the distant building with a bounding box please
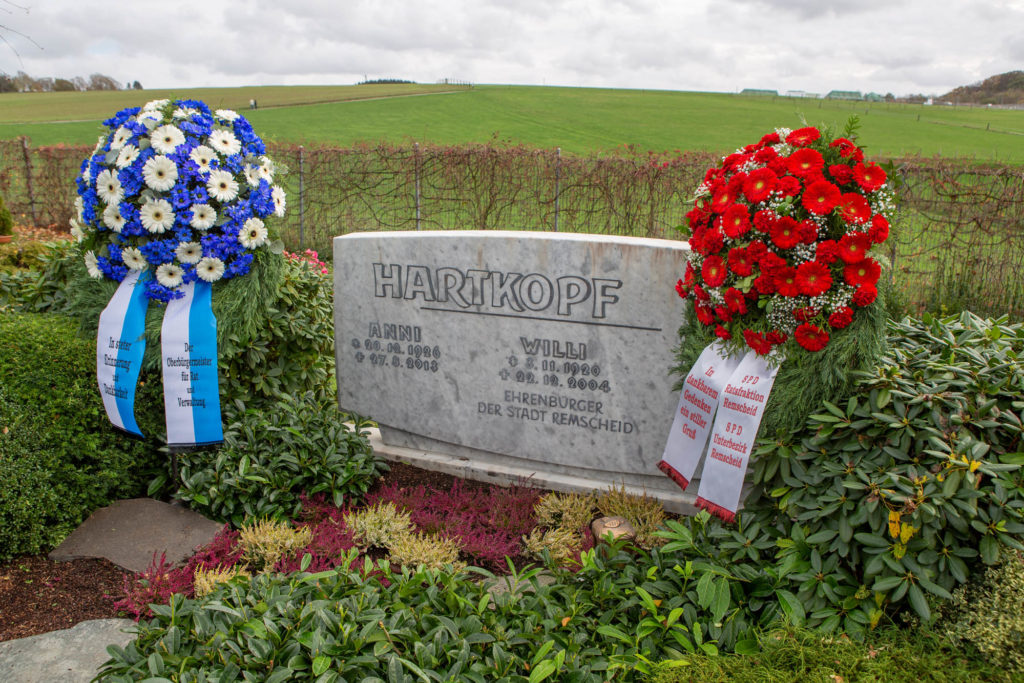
[864,92,884,102]
[825,90,863,100]
[740,88,778,96]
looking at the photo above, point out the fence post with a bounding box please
[20,137,39,228]
[553,147,561,232]
[414,142,421,230]
[298,145,305,249]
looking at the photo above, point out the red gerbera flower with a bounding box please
[796,260,833,297]
[693,284,708,301]
[700,226,724,255]
[853,162,887,192]
[837,232,872,263]
[852,283,878,306]
[868,214,890,243]
[769,157,790,176]
[686,205,711,230]
[828,306,854,329]
[760,132,781,146]
[839,193,872,224]
[775,267,800,296]
[786,126,821,147]
[675,278,687,298]
[727,246,754,276]
[747,239,769,260]
[714,324,732,340]
[844,257,881,287]
[829,137,863,162]
[723,153,751,172]
[675,263,695,298]
[776,175,802,197]
[795,322,829,351]
[816,239,839,264]
[770,216,801,249]
[725,287,748,315]
[743,168,777,203]
[754,147,778,164]
[710,188,737,214]
[787,147,825,178]
[743,329,772,355]
[715,305,732,323]
[802,180,842,215]
[722,204,752,238]
[727,172,747,194]
[702,255,728,287]
[828,164,854,185]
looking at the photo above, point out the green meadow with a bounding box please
[2,84,1023,161]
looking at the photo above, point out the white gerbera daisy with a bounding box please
[102,204,126,233]
[122,246,148,271]
[175,241,203,264]
[143,98,169,111]
[189,145,215,174]
[271,186,286,217]
[243,164,261,187]
[156,263,184,289]
[239,217,268,249]
[138,110,162,124]
[69,218,84,243]
[110,126,132,150]
[189,204,217,230]
[151,124,185,154]
[116,144,139,169]
[258,156,275,182]
[272,185,288,218]
[173,107,198,119]
[208,129,241,156]
[84,251,102,278]
[196,256,225,283]
[96,169,123,204]
[142,155,178,192]
[207,170,239,202]
[140,199,176,234]
[215,109,239,121]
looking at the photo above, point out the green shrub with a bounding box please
[0,312,163,560]
[0,194,12,236]
[174,393,384,526]
[939,550,1024,673]
[388,530,465,571]
[0,240,78,314]
[236,518,313,572]
[344,500,414,550]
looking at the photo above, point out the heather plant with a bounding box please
[597,483,668,549]
[236,518,313,572]
[193,565,251,598]
[343,500,413,550]
[388,531,465,572]
[523,526,590,567]
[534,491,597,531]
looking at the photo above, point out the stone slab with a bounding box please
[0,618,136,683]
[49,498,223,573]
[334,231,690,508]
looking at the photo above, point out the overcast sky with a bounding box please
[3,0,1022,96]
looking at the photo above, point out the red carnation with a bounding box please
[844,257,881,287]
[725,287,748,315]
[802,180,842,215]
[724,153,751,172]
[759,251,787,275]
[828,306,854,329]
[693,284,708,301]
[728,246,754,276]
[839,193,872,224]
[727,172,747,194]
[787,147,825,178]
[828,164,854,185]
[829,137,863,162]
[796,260,833,297]
[770,216,801,250]
[776,175,802,197]
[775,267,800,297]
[868,214,890,243]
[769,157,790,176]
[795,322,829,351]
[837,232,872,263]
[754,274,776,295]
[766,330,788,345]
[747,239,769,260]
[695,303,715,325]
[722,204,752,238]
[794,306,817,322]
[798,219,819,244]
[753,209,776,233]
[754,147,778,164]
[852,283,878,307]
[786,126,821,147]
[853,162,887,192]
[760,132,781,146]
[743,168,777,203]
[686,205,711,230]
[816,239,839,264]
[704,167,723,184]
[675,278,687,298]
[702,255,728,287]
[715,305,732,323]
[714,324,732,340]
[743,329,772,355]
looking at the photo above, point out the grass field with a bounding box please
[2,84,1023,161]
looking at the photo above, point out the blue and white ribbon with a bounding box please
[161,280,223,448]
[96,270,149,437]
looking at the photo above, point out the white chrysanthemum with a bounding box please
[207,170,239,202]
[143,98,169,111]
[84,251,102,278]
[239,217,268,249]
[258,155,275,182]
[69,218,85,243]
[156,263,184,289]
[140,199,176,234]
[215,109,239,121]
[122,246,148,271]
[271,186,286,217]
[142,155,178,192]
[196,256,225,283]
[208,129,241,156]
[243,164,260,187]
[189,145,215,174]
[116,144,139,169]
[110,126,132,150]
[173,107,198,119]
[175,241,203,264]
[96,169,123,204]
[151,124,185,154]
[102,204,126,233]
[189,204,217,230]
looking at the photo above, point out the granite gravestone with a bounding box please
[334,231,694,511]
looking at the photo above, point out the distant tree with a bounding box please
[54,77,76,91]
[0,72,14,93]
[13,70,31,91]
[71,75,88,91]
[31,76,53,92]
[132,80,143,90]
[884,92,895,102]
[87,73,120,91]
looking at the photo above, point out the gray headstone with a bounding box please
[334,231,694,510]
